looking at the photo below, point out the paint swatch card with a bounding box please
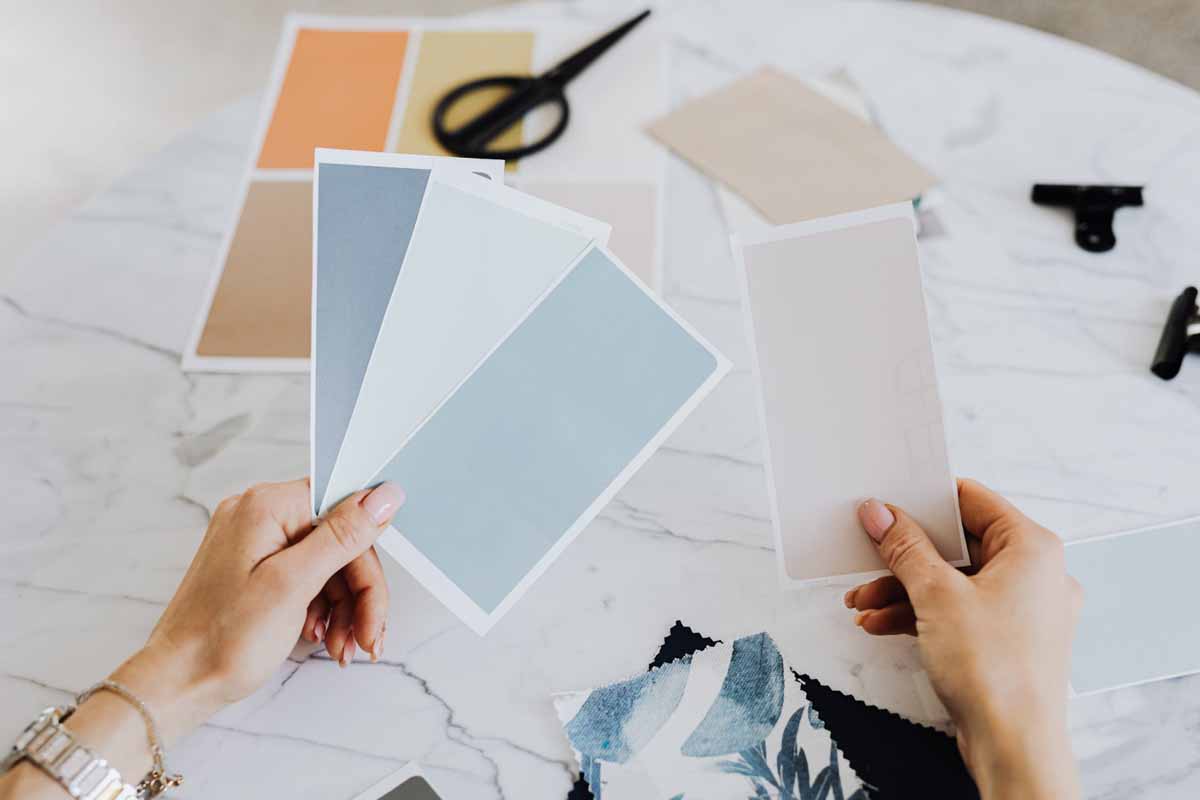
[1066,517,1200,695]
[647,66,937,226]
[733,203,967,585]
[310,151,504,518]
[317,166,611,516]
[371,245,728,633]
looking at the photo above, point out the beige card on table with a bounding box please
[733,203,967,585]
[648,66,937,225]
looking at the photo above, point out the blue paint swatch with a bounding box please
[375,248,718,613]
[1066,517,1200,693]
[313,163,429,513]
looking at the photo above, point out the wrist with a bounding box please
[108,642,223,746]
[964,713,1080,800]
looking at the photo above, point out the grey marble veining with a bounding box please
[2,1,1199,797]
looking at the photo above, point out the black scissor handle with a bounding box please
[431,75,570,161]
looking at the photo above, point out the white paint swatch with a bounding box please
[733,203,967,584]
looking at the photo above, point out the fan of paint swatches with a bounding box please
[312,151,729,635]
[183,14,666,372]
[733,202,968,585]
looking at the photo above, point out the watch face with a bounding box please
[378,776,441,800]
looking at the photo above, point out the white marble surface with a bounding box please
[3,1,1199,797]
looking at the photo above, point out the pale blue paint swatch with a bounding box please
[375,248,718,612]
[313,163,429,514]
[1066,518,1200,694]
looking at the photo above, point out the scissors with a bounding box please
[431,9,651,161]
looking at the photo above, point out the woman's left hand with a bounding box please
[111,478,405,744]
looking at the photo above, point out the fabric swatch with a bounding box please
[1066,516,1200,694]
[373,247,725,633]
[798,673,978,800]
[734,203,967,583]
[647,66,936,225]
[555,631,864,799]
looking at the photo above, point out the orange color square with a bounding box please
[257,29,409,169]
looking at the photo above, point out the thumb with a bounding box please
[857,498,960,604]
[278,482,405,597]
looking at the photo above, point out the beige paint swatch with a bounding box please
[736,204,966,583]
[396,30,535,157]
[517,179,658,288]
[648,67,937,224]
[196,180,312,358]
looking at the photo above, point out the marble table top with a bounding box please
[3,1,1199,797]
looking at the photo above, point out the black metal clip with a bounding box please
[1031,184,1143,252]
[1151,286,1200,380]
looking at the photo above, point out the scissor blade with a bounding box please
[542,9,651,87]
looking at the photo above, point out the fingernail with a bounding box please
[363,482,406,525]
[843,587,858,609]
[340,639,355,667]
[858,498,895,542]
[854,610,873,627]
[372,630,384,662]
[314,619,325,642]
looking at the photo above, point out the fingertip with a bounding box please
[843,587,858,609]
[363,482,405,526]
[857,498,896,543]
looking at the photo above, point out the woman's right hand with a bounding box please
[845,479,1083,800]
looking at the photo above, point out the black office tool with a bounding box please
[431,10,651,160]
[1031,183,1143,252]
[1151,286,1200,380]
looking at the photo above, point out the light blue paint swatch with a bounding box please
[375,248,718,613]
[1066,518,1200,694]
[313,163,429,514]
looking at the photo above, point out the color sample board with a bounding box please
[316,166,610,516]
[1066,517,1200,695]
[733,203,967,585]
[647,66,937,226]
[373,245,729,634]
[310,150,504,519]
[184,16,536,372]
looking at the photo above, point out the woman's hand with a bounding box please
[112,479,405,744]
[0,479,404,799]
[845,479,1082,800]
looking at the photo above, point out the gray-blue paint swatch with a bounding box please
[314,163,429,514]
[375,248,718,612]
[1066,518,1200,693]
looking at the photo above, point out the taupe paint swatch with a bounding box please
[196,180,312,358]
[737,207,966,582]
[648,67,937,224]
[518,180,658,288]
[396,30,534,157]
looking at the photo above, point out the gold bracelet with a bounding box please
[75,681,183,798]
